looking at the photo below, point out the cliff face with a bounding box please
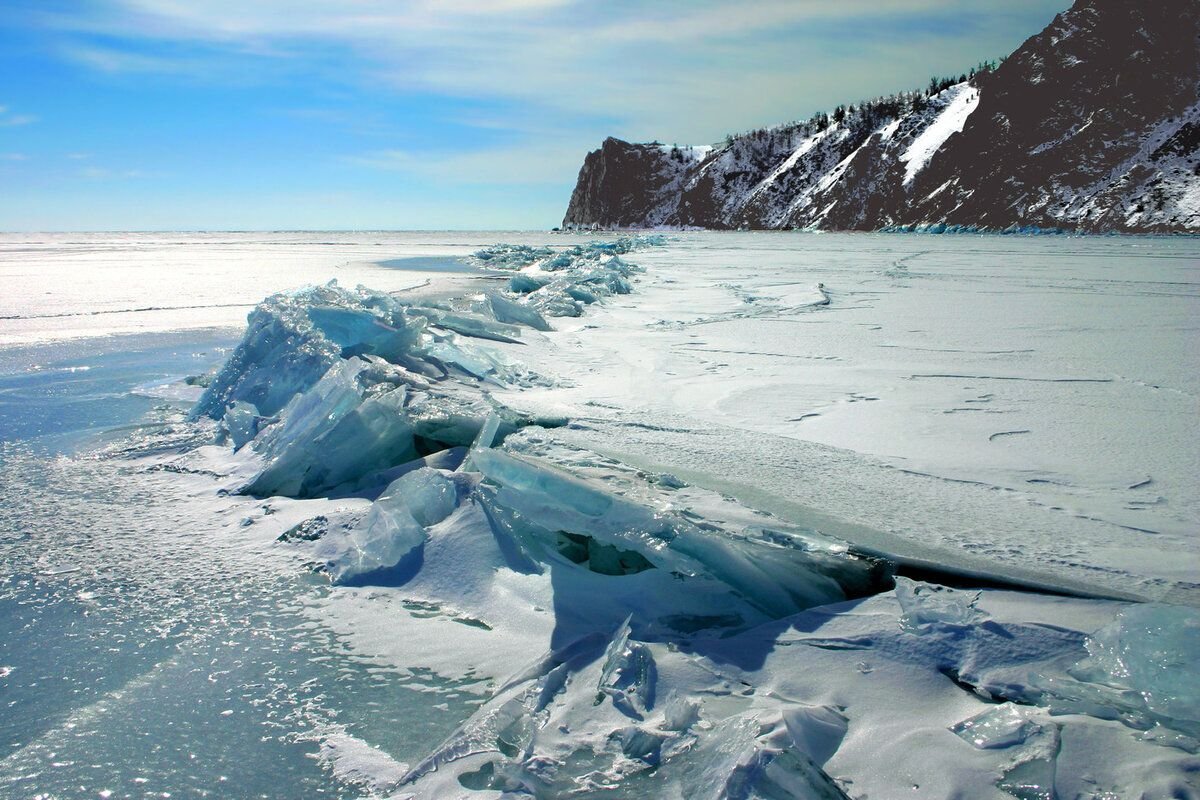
[562,0,1200,233]
[561,138,710,229]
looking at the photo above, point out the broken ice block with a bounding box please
[327,467,458,583]
[479,292,551,332]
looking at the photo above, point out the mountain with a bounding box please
[562,0,1200,234]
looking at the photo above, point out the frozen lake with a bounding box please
[0,231,1197,798]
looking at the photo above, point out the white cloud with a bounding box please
[1,153,29,161]
[80,166,161,179]
[37,1,1066,134]
[27,0,1067,190]
[0,105,37,127]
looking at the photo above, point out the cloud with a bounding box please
[17,0,1067,211]
[0,104,37,127]
[32,1,1067,141]
[80,166,162,179]
[1,153,29,161]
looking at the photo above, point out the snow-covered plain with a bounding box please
[1,231,1197,799]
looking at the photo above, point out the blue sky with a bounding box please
[0,0,1068,231]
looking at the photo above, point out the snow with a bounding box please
[744,128,829,202]
[901,83,981,186]
[878,117,902,141]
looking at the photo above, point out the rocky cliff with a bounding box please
[562,0,1200,233]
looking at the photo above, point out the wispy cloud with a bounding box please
[4,0,1067,227]
[80,166,162,179]
[0,104,37,127]
[31,0,1066,141]
[1,153,29,161]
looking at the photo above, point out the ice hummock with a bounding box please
[191,236,884,618]
[193,239,674,499]
[191,283,555,498]
[471,237,652,319]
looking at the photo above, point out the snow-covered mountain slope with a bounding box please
[562,0,1200,233]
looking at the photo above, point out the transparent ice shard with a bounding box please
[243,359,418,497]
[951,705,1048,750]
[1027,603,1200,742]
[193,281,427,420]
[895,577,983,631]
[471,448,878,618]
[595,617,656,719]
[222,400,262,450]
[508,273,550,294]
[1083,604,1200,728]
[406,306,523,344]
[477,291,552,332]
[423,338,516,383]
[683,714,850,800]
[326,467,458,584]
[306,303,422,360]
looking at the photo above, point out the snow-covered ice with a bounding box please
[1,230,1197,799]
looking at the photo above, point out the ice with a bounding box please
[595,617,656,719]
[192,286,343,419]
[305,303,422,361]
[242,359,418,497]
[997,753,1058,800]
[507,273,550,294]
[404,306,522,344]
[192,281,431,420]
[471,446,880,619]
[465,237,659,322]
[682,713,850,800]
[422,337,514,383]
[471,243,553,269]
[1082,604,1200,728]
[781,704,848,766]
[951,704,1050,750]
[87,232,1190,797]
[325,467,458,583]
[190,273,581,499]
[894,577,983,631]
[476,291,552,332]
[194,279,547,435]
[1029,603,1200,741]
[222,400,262,451]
